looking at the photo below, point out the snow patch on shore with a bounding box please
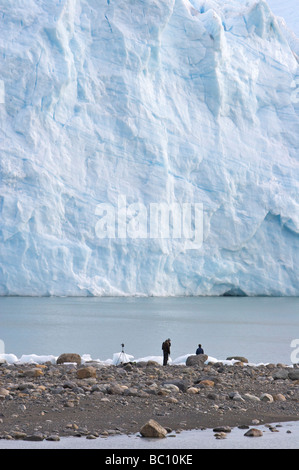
[0,352,289,367]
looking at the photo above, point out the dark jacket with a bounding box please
[196,347,204,355]
[162,341,171,354]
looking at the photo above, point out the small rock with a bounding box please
[107,384,124,395]
[46,435,60,441]
[162,384,180,393]
[12,431,27,440]
[244,393,260,402]
[162,380,189,392]
[22,368,44,378]
[66,423,79,430]
[199,380,215,387]
[207,393,219,400]
[244,428,263,437]
[260,393,274,403]
[273,393,286,402]
[214,432,227,439]
[213,426,232,433]
[269,426,279,433]
[64,401,75,408]
[165,397,178,403]
[63,381,77,389]
[24,433,45,441]
[229,391,244,402]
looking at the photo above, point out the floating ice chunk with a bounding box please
[0,353,19,364]
[135,355,168,365]
[112,352,134,365]
[17,354,57,365]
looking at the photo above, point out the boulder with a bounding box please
[288,369,299,381]
[56,353,81,366]
[186,354,208,367]
[76,366,97,379]
[140,419,167,438]
[272,369,289,380]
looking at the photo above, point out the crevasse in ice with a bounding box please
[0,0,298,296]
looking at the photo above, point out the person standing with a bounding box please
[162,338,171,366]
[196,344,204,355]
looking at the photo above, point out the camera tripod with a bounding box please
[115,343,127,366]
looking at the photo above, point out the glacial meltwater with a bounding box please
[0,296,298,366]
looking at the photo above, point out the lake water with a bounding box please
[0,296,298,450]
[0,421,298,449]
[0,296,298,366]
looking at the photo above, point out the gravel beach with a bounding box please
[0,354,298,442]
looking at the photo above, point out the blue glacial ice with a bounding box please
[0,0,298,296]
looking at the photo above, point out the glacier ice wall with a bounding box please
[0,0,298,296]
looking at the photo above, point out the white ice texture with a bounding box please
[0,0,298,296]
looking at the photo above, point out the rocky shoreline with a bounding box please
[0,354,298,443]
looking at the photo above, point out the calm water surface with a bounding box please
[0,421,298,449]
[0,296,298,365]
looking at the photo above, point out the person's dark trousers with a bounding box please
[163,353,169,366]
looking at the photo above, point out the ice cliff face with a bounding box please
[0,0,298,296]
